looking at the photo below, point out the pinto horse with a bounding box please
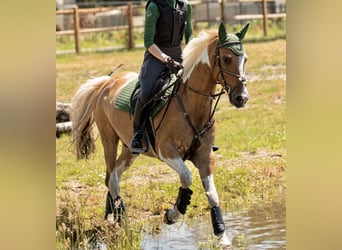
[70,22,249,247]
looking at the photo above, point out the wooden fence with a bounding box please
[232,0,286,36]
[56,3,140,54]
[56,0,286,54]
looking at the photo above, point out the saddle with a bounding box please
[114,72,178,152]
[115,72,175,115]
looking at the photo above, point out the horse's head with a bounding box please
[213,22,250,108]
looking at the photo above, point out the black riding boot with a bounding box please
[130,98,149,154]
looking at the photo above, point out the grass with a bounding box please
[56,32,286,248]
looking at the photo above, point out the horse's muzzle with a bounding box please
[229,83,249,108]
[234,93,249,108]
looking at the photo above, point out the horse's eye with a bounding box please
[223,56,232,64]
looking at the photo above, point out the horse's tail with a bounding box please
[70,75,111,159]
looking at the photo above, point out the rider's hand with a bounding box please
[165,56,183,74]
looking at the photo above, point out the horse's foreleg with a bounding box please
[193,149,232,247]
[202,174,231,246]
[202,174,224,234]
[162,157,193,224]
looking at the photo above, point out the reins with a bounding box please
[173,79,225,160]
[153,69,184,131]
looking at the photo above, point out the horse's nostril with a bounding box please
[236,96,243,104]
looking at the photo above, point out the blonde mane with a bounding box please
[182,30,217,80]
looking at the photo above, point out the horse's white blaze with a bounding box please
[238,54,250,100]
[238,55,246,76]
[202,174,220,207]
[159,154,192,188]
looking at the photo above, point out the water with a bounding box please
[141,202,285,249]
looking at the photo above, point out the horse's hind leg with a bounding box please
[104,141,138,222]
[116,143,138,179]
[96,120,124,222]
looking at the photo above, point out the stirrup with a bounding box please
[212,144,219,152]
[129,131,148,154]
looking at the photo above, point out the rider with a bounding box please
[129,0,192,153]
[129,0,219,153]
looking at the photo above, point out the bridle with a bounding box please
[214,40,247,94]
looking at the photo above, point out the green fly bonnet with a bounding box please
[217,22,250,56]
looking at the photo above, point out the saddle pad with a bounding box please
[114,78,139,113]
[114,76,175,116]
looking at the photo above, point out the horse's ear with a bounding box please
[236,22,250,41]
[218,22,227,44]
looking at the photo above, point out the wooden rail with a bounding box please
[234,13,286,20]
[192,0,286,37]
[56,4,136,54]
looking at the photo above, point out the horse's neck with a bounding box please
[179,64,216,125]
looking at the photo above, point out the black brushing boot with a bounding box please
[210,205,225,236]
[175,187,193,214]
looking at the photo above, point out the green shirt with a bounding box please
[144,0,193,49]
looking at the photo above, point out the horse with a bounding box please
[70,22,250,247]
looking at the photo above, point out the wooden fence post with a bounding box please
[127,3,134,49]
[262,0,268,36]
[73,5,81,54]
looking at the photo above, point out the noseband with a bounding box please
[214,41,247,94]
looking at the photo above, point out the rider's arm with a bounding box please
[148,44,170,63]
[144,2,170,63]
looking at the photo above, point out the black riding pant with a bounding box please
[139,46,182,104]
[139,52,168,104]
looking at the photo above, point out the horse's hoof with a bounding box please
[217,232,232,249]
[164,210,175,224]
[164,209,177,225]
